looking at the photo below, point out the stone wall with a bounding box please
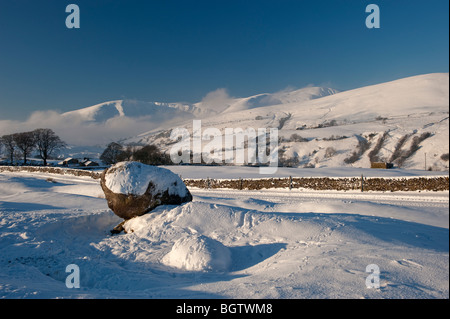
[1,166,448,192]
[184,176,449,192]
[0,166,102,179]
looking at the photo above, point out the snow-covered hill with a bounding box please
[60,86,339,124]
[198,86,339,115]
[49,73,449,171]
[54,85,339,160]
[124,73,449,171]
[62,100,199,123]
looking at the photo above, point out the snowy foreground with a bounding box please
[0,170,448,299]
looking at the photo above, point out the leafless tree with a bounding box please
[13,131,36,165]
[132,144,171,165]
[33,128,66,166]
[0,134,16,164]
[368,131,389,162]
[100,142,124,165]
[325,147,337,158]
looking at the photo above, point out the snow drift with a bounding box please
[162,234,232,272]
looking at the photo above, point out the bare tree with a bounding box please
[100,142,124,165]
[13,131,36,165]
[368,131,389,163]
[33,128,66,166]
[289,133,309,143]
[132,144,171,165]
[325,147,337,158]
[396,132,432,167]
[1,134,16,164]
[117,145,138,162]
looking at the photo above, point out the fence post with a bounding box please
[361,174,364,192]
[289,176,293,190]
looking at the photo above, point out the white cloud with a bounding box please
[0,110,158,147]
[198,88,234,115]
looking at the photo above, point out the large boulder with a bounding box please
[100,162,192,226]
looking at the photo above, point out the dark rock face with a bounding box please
[100,162,193,222]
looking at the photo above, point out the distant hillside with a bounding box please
[61,100,199,123]
[122,73,449,171]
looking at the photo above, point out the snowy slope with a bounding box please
[127,73,449,171]
[62,100,124,122]
[62,100,198,123]
[207,86,339,114]
[52,85,338,159]
[0,170,448,298]
[38,73,449,171]
[60,86,338,124]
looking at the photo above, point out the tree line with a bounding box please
[0,129,66,166]
[100,142,171,166]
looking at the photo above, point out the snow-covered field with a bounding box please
[0,169,448,299]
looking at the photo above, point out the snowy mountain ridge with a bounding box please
[61,100,198,123]
[60,85,339,123]
[56,73,449,171]
[121,73,449,171]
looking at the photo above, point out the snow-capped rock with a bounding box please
[100,161,192,222]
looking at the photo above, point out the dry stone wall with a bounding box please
[184,176,449,192]
[0,166,101,179]
[1,166,448,192]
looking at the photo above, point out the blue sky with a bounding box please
[0,0,448,120]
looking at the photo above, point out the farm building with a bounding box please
[58,158,79,167]
[57,157,99,167]
[83,160,99,167]
[371,162,394,169]
[80,158,99,167]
